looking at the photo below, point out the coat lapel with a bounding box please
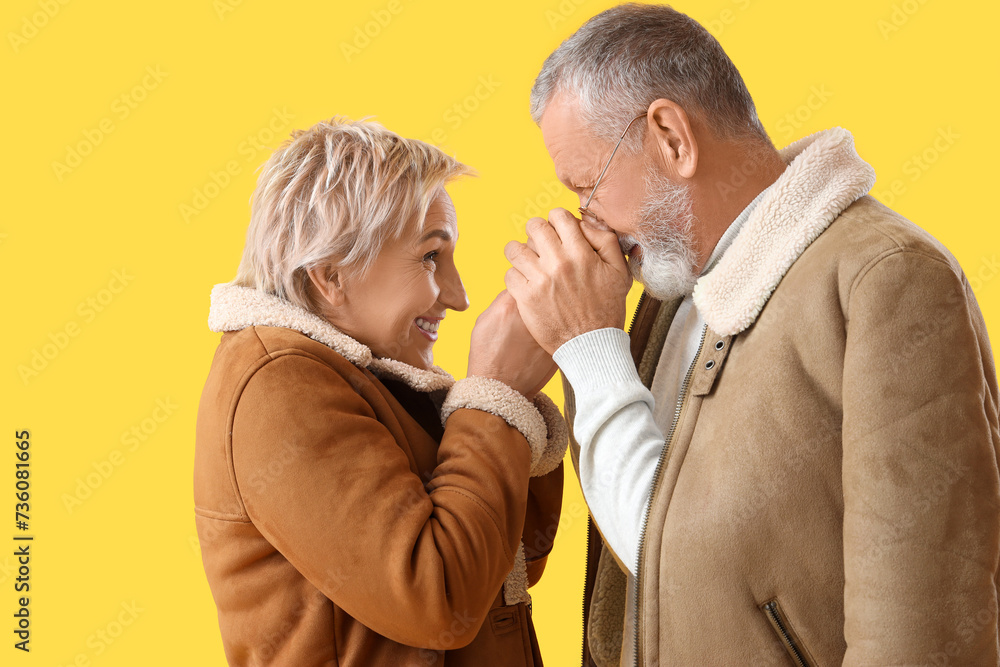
[692,127,877,336]
[207,283,455,393]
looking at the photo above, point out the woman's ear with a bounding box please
[647,99,699,180]
[306,264,346,309]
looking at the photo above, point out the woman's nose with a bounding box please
[437,263,469,312]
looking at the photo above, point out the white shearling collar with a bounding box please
[207,283,455,393]
[691,127,877,336]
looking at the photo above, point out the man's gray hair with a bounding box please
[530,3,770,150]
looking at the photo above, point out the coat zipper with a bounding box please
[581,290,648,666]
[628,291,648,334]
[632,323,708,667]
[581,523,590,665]
[764,601,809,667]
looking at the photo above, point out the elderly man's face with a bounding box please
[541,94,650,241]
[540,94,700,301]
[337,187,469,369]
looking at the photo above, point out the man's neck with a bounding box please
[690,144,787,274]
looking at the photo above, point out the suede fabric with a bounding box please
[194,294,566,666]
[566,193,1000,666]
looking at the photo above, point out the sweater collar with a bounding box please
[691,127,877,336]
[207,283,455,393]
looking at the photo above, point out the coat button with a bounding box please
[715,340,725,350]
[705,360,716,370]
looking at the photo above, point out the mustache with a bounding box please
[617,234,639,257]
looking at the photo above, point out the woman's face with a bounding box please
[333,187,469,370]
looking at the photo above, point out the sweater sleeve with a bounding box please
[841,249,1000,665]
[231,354,533,651]
[553,326,667,576]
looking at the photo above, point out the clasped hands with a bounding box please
[467,208,633,400]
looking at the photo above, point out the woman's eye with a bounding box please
[423,251,439,264]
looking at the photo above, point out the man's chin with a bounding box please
[632,254,698,302]
[637,281,693,302]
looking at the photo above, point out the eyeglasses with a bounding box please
[578,113,646,225]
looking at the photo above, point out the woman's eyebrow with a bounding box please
[418,229,453,243]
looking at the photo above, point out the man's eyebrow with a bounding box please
[418,229,453,243]
[561,163,597,188]
[557,172,581,190]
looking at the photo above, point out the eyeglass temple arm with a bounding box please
[581,113,647,210]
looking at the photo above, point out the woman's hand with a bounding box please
[468,290,557,400]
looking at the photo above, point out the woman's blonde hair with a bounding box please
[231,116,473,313]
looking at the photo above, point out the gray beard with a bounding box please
[620,170,700,302]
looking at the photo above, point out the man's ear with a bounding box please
[306,264,346,309]
[647,99,698,180]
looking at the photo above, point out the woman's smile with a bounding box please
[414,316,442,342]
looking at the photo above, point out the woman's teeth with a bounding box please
[415,318,440,333]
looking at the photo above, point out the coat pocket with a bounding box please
[760,598,815,667]
[445,602,534,667]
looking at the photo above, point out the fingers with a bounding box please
[546,208,593,255]
[475,289,505,326]
[478,288,515,319]
[521,209,607,264]
[504,266,529,297]
[503,240,543,281]
[524,216,561,258]
[580,220,631,282]
[525,233,538,256]
[492,288,510,305]
[581,216,613,233]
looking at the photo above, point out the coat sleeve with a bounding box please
[520,391,567,587]
[230,353,534,650]
[842,248,1000,665]
[522,461,564,587]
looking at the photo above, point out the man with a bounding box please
[502,4,1000,666]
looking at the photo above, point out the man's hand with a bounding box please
[503,208,632,356]
[468,290,558,400]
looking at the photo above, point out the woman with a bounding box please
[194,117,567,666]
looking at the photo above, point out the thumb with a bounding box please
[580,221,629,275]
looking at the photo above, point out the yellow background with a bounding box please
[3,0,997,664]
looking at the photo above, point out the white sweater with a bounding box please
[552,183,774,665]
